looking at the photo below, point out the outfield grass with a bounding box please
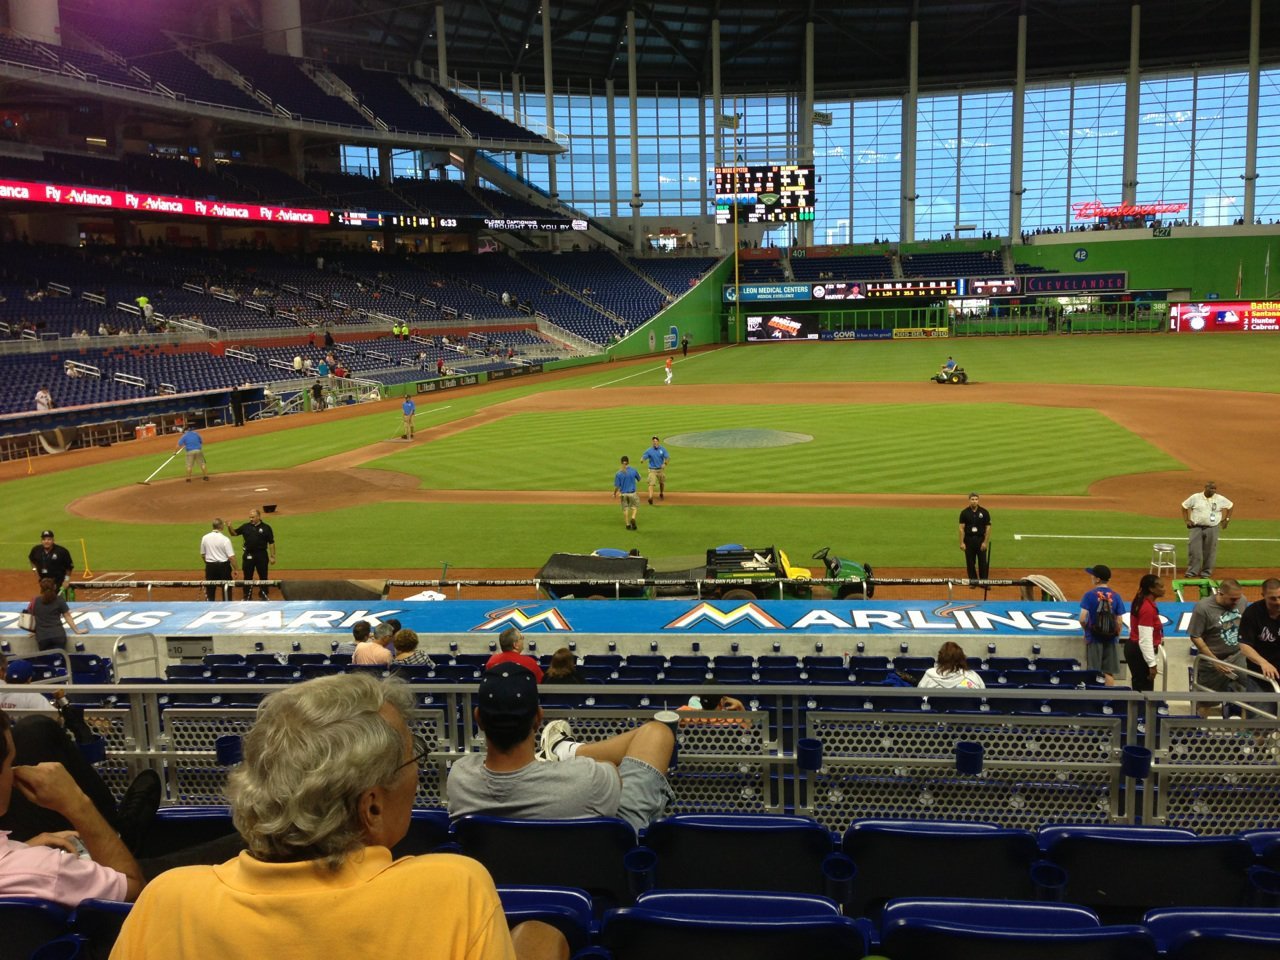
[5,333,1276,573]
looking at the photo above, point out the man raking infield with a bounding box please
[175,425,209,482]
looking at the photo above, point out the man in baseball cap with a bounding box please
[447,665,675,834]
[1079,564,1126,686]
[28,530,74,590]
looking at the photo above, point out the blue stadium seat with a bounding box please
[72,898,132,959]
[642,814,847,899]
[1038,825,1258,924]
[496,886,594,954]
[879,897,1155,960]
[599,890,868,960]
[0,897,72,958]
[140,806,236,858]
[841,819,1043,919]
[452,816,639,913]
[1145,906,1280,959]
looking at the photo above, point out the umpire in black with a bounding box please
[957,492,992,585]
[230,509,276,601]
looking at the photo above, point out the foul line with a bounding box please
[591,345,732,389]
[1014,534,1280,542]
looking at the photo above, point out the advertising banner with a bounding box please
[892,327,950,339]
[0,600,1196,639]
[1168,301,1280,333]
[819,329,892,341]
[416,374,480,393]
[723,283,812,303]
[0,177,328,224]
[745,314,820,341]
[1024,272,1128,294]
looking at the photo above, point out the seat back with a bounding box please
[496,886,594,953]
[72,899,133,960]
[0,898,71,959]
[1039,826,1257,923]
[643,814,838,897]
[139,806,236,858]
[1145,906,1280,955]
[453,816,638,912]
[842,820,1040,918]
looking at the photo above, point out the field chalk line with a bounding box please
[1014,533,1280,542]
[591,345,731,389]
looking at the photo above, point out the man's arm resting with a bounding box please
[14,763,145,900]
[1190,635,1235,674]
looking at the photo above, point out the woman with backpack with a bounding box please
[1126,574,1165,692]
[21,577,88,651]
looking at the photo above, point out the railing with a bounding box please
[12,682,1278,832]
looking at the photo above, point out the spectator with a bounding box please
[1189,578,1248,718]
[447,665,675,835]
[19,577,88,652]
[917,642,985,689]
[292,354,302,373]
[112,674,567,960]
[541,649,582,685]
[390,629,434,668]
[353,622,394,665]
[1126,574,1166,692]
[484,628,543,682]
[334,620,370,657]
[34,385,52,412]
[1239,577,1280,685]
[0,656,57,715]
[0,708,151,906]
[1079,564,1126,686]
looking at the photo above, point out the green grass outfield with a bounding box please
[5,334,1279,573]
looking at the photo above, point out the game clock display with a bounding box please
[715,164,816,224]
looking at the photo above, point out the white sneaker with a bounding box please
[537,718,573,762]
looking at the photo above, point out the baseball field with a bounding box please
[2,332,1277,599]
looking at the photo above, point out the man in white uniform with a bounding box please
[199,519,237,602]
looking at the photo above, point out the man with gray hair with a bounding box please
[353,621,395,665]
[112,673,567,959]
[198,519,236,602]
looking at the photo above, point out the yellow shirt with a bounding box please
[110,848,514,960]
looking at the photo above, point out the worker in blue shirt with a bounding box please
[174,426,208,482]
[613,455,641,531]
[640,435,670,506]
[401,397,416,440]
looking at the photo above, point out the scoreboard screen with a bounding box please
[714,164,816,224]
[865,279,960,298]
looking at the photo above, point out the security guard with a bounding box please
[957,492,992,585]
[230,509,277,601]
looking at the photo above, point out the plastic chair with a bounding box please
[452,816,639,912]
[642,814,848,902]
[496,886,594,954]
[71,899,132,960]
[0,897,71,959]
[841,820,1045,919]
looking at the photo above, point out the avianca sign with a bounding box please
[0,177,329,224]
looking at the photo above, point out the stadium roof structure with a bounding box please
[286,0,1275,93]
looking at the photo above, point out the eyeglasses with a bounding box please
[394,734,430,774]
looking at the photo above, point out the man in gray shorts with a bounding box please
[446,665,675,834]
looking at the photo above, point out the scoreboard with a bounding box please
[714,164,816,224]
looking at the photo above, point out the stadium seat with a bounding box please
[388,809,451,856]
[879,897,1156,960]
[452,816,639,912]
[841,819,1044,919]
[72,899,132,960]
[0,898,72,959]
[1145,906,1280,959]
[1038,825,1258,923]
[139,806,236,858]
[641,814,848,901]
[496,886,594,953]
[599,890,868,960]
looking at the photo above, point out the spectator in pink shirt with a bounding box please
[0,708,146,906]
[353,622,395,665]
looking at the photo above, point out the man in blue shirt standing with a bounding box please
[1078,564,1127,686]
[614,455,641,531]
[401,396,416,440]
[640,435,670,506]
[174,426,208,482]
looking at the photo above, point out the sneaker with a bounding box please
[537,719,574,762]
[185,478,191,483]
[203,476,209,482]
[648,497,654,505]
[659,492,664,500]
[116,769,162,854]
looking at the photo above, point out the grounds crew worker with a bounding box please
[958,492,992,585]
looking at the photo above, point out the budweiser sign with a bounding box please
[1071,200,1188,221]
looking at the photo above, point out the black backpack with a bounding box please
[1092,590,1118,637]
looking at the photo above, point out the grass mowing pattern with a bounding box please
[368,403,1179,495]
[4,332,1275,572]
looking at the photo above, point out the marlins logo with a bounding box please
[665,601,787,631]
[472,605,572,632]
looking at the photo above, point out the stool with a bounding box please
[1150,543,1177,578]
